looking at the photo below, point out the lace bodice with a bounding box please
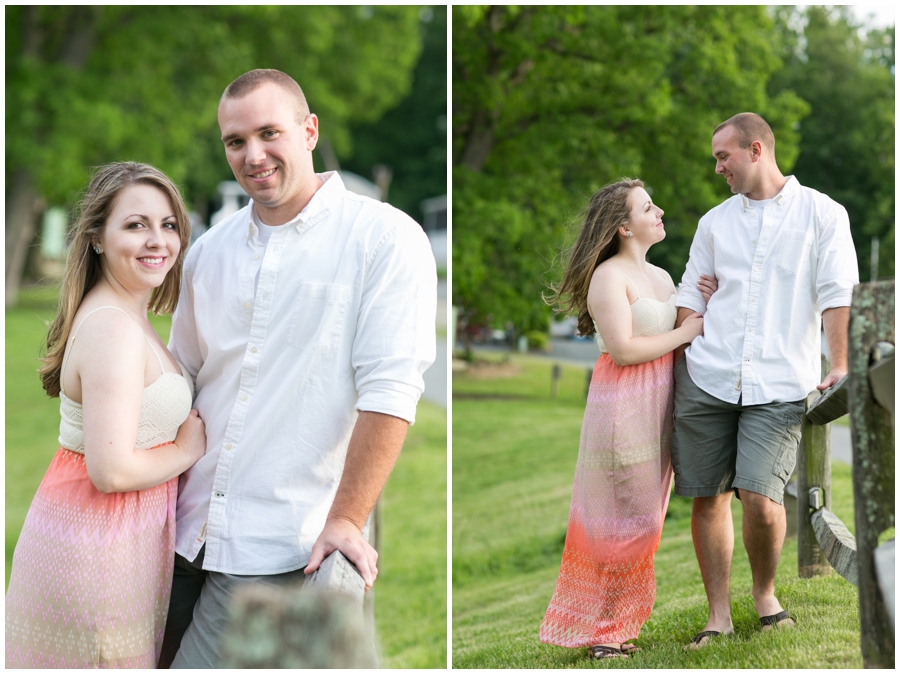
[57,306,194,454]
[59,366,193,454]
[594,295,677,354]
[593,263,677,354]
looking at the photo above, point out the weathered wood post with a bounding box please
[797,355,833,577]
[848,280,894,668]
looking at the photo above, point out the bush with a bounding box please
[526,330,549,351]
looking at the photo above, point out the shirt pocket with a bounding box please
[776,231,812,277]
[288,283,353,353]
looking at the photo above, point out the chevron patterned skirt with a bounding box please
[6,445,177,668]
[540,352,674,647]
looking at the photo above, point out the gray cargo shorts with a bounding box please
[671,357,804,505]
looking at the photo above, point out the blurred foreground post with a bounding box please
[220,551,377,668]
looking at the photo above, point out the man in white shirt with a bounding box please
[673,113,858,649]
[158,69,436,667]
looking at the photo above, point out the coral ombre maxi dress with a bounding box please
[540,280,676,648]
[5,306,194,668]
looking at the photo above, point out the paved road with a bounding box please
[423,337,447,408]
[421,278,448,409]
[473,337,853,464]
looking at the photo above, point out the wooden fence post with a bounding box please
[848,280,894,668]
[797,355,833,578]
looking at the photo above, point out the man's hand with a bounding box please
[816,368,848,391]
[304,516,378,590]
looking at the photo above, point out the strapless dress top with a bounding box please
[593,294,677,354]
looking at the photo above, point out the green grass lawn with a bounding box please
[5,285,446,668]
[452,351,862,668]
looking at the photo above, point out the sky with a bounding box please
[845,3,895,29]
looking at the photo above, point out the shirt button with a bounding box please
[751,298,757,303]
[225,443,233,450]
[244,302,251,310]
[753,267,760,273]
[751,240,757,244]
[253,253,260,260]
[744,358,751,362]
[241,394,248,402]
[251,346,258,353]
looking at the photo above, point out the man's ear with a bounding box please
[304,113,319,151]
[749,140,763,162]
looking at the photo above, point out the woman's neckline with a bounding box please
[60,369,187,406]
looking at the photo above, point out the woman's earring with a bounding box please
[626,231,633,238]
[94,246,103,254]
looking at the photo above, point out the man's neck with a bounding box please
[744,172,788,201]
[256,176,324,226]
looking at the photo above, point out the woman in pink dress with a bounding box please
[5,162,207,668]
[540,178,715,659]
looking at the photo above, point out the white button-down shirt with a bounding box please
[676,176,858,405]
[168,172,437,574]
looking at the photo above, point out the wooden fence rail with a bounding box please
[793,280,894,669]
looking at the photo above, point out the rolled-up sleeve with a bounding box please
[676,217,714,314]
[352,221,437,425]
[815,201,858,310]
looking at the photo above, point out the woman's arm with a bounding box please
[74,311,205,493]
[590,265,703,366]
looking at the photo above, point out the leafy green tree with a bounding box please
[452,5,808,337]
[769,6,895,279]
[5,6,423,306]
[343,7,447,222]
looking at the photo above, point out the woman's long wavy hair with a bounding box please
[545,178,643,337]
[39,162,192,398]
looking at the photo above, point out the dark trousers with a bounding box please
[157,546,207,669]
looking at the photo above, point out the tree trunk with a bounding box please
[460,109,495,172]
[5,171,39,307]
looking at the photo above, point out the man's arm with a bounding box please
[817,306,850,390]
[303,410,409,590]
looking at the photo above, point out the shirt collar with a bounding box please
[739,175,798,210]
[245,171,343,243]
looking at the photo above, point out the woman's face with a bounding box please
[625,187,666,244]
[95,184,181,292]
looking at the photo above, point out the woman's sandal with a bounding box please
[760,610,794,630]
[590,643,640,659]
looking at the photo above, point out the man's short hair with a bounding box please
[220,69,310,124]
[714,112,775,154]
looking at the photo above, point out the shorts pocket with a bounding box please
[254,567,308,590]
[772,409,802,482]
[288,283,352,353]
[670,426,681,476]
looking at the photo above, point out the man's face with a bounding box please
[711,125,755,195]
[218,82,318,219]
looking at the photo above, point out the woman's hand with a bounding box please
[175,409,207,465]
[680,311,704,343]
[698,274,718,303]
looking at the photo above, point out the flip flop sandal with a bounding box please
[760,610,794,630]
[683,630,721,651]
[590,645,629,659]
